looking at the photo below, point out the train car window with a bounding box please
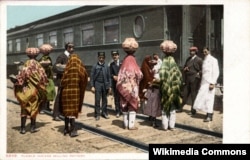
[104,18,119,44]
[36,34,44,48]
[63,28,74,45]
[81,23,94,45]
[8,40,13,52]
[49,31,57,48]
[134,15,145,38]
[15,39,21,52]
[26,38,29,49]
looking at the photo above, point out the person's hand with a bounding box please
[113,75,118,81]
[196,72,201,78]
[148,82,152,87]
[91,87,95,93]
[209,84,215,90]
[184,67,189,71]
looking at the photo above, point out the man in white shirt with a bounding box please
[193,47,220,122]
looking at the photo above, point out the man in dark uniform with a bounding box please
[90,52,112,120]
[109,51,122,118]
[177,46,202,115]
[52,42,73,121]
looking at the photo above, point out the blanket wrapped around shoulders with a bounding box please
[159,55,182,115]
[60,54,88,118]
[14,59,48,118]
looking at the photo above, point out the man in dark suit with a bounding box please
[52,42,73,121]
[177,46,202,115]
[90,52,112,120]
[109,51,122,118]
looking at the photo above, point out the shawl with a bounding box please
[14,59,48,118]
[116,55,143,110]
[61,54,88,118]
[38,55,53,79]
[159,55,182,115]
[139,55,155,100]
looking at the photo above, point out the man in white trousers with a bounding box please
[193,47,220,122]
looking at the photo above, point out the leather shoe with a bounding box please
[39,110,45,114]
[204,117,212,122]
[30,127,39,133]
[96,116,100,121]
[116,113,120,118]
[70,130,78,137]
[176,109,183,113]
[188,109,196,115]
[53,117,61,121]
[64,129,70,136]
[20,127,26,134]
[101,113,110,119]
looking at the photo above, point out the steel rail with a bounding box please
[83,103,223,138]
[7,85,222,148]
[6,97,148,152]
[6,94,223,139]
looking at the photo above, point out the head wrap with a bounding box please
[25,48,40,57]
[160,40,177,53]
[122,38,139,53]
[39,44,53,54]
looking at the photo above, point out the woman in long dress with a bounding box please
[139,55,161,127]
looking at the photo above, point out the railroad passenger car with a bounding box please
[7,5,223,84]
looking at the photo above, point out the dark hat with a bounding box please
[98,52,105,57]
[111,50,119,55]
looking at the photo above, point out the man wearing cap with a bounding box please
[177,46,202,115]
[52,42,74,121]
[90,52,112,120]
[109,50,122,118]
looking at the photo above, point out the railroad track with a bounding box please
[7,85,223,153]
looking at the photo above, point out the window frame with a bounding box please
[8,40,13,53]
[15,39,21,52]
[49,31,57,48]
[63,27,74,45]
[81,23,95,45]
[36,33,44,48]
[133,15,145,38]
[104,18,119,44]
